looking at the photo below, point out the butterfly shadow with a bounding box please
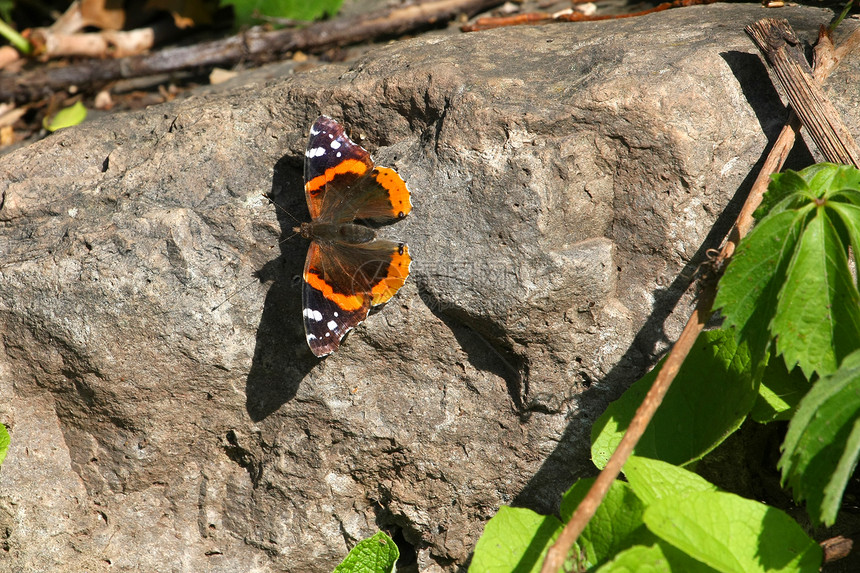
[245,154,318,422]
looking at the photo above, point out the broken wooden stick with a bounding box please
[462,0,716,32]
[747,18,860,167]
[28,18,183,59]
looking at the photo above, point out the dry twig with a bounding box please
[747,19,860,167]
[821,534,855,564]
[28,19,184,59]
[462,0,716,32]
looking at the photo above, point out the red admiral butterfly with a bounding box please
[295,116,412,357]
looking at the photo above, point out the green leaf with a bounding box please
[644,491,821,573]
[808,163,860,199]
[44,101,87,132]
[622,456,716,507]
[332,531,399,573]
[560,479,654,568]
[595,544,672,573]
[771,208,860,378]
[469,506,563,573]
[754,170,809,220]
[714,209,805,366]
[596,542,718,573]
[779,349,860,525]
[0,423,9,466]
[222,0,344,25]
[750,356,810,423]
[591,329,757,468]
[828,201,860,269]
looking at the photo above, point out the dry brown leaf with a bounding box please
[209,67,238,84]
[81,0,127,30]
[0,125,14,146]
[145,0,219,27]
[0,46,20,70]
[94,90,114,110]
[0,106,27,128]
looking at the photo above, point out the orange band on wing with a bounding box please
[371,245,412,305]
[374,167,413,218]
[304,270,366,311]
[305,159,369,194]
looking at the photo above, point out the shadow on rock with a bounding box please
[509,50,810,517]
[720,51,816,169]
[245,153,318,421]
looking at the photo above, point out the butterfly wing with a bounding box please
[302,239,412,357]
[324,166,412,224]
[304,116,412,224]
[304,116,373,221]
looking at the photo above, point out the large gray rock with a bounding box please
[1,4,856,571]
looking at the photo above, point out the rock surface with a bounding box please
[1,4,857,572]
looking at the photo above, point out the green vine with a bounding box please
[466,163,860,572]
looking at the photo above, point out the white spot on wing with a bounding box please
[330,140,341,149]
[327,320,338,331]
[303,308,323,322]
[305,147,326,158]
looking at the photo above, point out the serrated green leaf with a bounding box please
[622,456,716,507]
[828,201,860,268]
[808,163,860,198]
[772,209,860,378]
[750,356,810,423]
[44,101,87,132]
[754,170,809,220]
[223,0,344,25]
[830,188,860,207]
[715,209,805,366]
[779,349,860,525]
[469,506,563,573]
[0,423,9,466]
[332,531,399,573]
[591,329,757,469]
[596,542,718,573]
[644,491,821,573]
[560,479,654,568]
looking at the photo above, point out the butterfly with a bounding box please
[294,116,412,357]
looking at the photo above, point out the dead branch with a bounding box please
[462,0,716,32]
[539,20,860,573]
[747,19,860,167]
[0,0,504,104]
[822,534,855,564]
[28,18,183,59]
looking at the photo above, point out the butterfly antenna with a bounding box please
[280,228,301,246]
[211,276,262,312]
[264,193,302,225]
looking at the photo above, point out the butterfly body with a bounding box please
[296,221,378,245]
[297,116,412,357]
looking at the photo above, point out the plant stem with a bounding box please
[0,17,32,55]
